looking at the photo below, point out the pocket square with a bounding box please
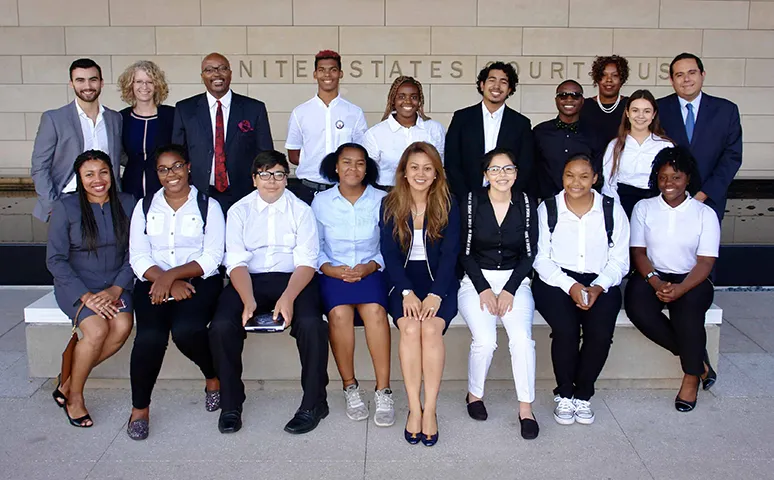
[238,120,254,133]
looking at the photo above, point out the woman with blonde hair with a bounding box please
[363,76,445,188]
[379,141,460,446]
[117,60,175,199]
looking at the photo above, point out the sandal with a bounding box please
[52,374,67,409]
[64,404,93,428]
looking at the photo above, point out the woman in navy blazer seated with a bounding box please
[47,150,136,428]
[625,146,719,413]
[117,60,175,200]
[379,141,460,446]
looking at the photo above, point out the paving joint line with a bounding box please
[84,416,125,479]
[602,396,656,480]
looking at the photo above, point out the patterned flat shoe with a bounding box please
[205,388,220,412]
[127,417,149,440]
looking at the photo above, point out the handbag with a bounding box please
[60,302,85,385]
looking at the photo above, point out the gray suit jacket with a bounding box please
[30,101,123,222]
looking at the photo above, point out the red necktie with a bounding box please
[214,100,228,192]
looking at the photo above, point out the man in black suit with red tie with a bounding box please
[172,52,274,213]
[444,61,533,201]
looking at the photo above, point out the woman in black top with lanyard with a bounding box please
[625,147,719,412]
[457,148,539,439]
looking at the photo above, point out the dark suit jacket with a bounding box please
[444,103,533,202]
[172,92,273,210]
[657,93,742,219]
[120,104,175,199]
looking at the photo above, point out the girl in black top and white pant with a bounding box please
[532,153,629,426]
[458,148,539,440]
[625,146,719,412]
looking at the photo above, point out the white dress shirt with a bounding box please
[206,90,232,186]
[601,134,673,200]
[533,190,630,294]
[311,184,386,270]
[62,102,109,193]
[224,189,319,276]
[129,185,225,281]
[630,193,720,274]
[482,102,505,154]
[362,115,446,186]
[678,91,702,124]
[286,95,368,184]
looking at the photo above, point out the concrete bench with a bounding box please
[25,290,721,384]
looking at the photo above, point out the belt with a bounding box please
[301,179,333,192]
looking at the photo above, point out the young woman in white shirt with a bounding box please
[601,89,673,217]
[532,153,630,426]
[625,146,719,412]
[363,76,446,188]
[127,144,226,440]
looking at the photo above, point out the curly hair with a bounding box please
[117,60,169,106]
[648,146,702,195]
[589,55,630,87]
[381,76,429,122]
[476,61,518,98]
[319,143,379,186]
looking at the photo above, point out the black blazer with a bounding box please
[172,92,274,209]
[444,102,534,202]
[657,93,742,219]
[120,104,175,199]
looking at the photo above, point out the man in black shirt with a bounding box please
[531,80,598,199]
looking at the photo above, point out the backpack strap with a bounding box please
[465,191,476,256]
[142,195,153,235]
[602,194,615,248]
[196,190,209,233]
[544,195,558,236]
[522,192,533,258]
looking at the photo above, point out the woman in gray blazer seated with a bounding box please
[47,149,136,428]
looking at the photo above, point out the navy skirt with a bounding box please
[319,270,388,314]
[387,260,458,334]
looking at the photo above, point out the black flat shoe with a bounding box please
[284,402,329,435]
[421,414,439,447]
[519,414,539,440]
[52,374,67,409]
[702,349,717,391]
[218,410,242,434]
[465,393,488,421]
[64,404,93,428]
[404,413,423,445]
[127,417,149,440]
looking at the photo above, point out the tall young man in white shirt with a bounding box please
[286,50,368,205]
[209,150,329,435]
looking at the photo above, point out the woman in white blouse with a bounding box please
[625,147,719,412]
[601,89,673,217]
[127,144,225,440]
[533,153,630,427]
[363,76,445,188]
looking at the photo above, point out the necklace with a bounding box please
[596,94,621,114]
[566,193,594,218]
[411,207,426,216]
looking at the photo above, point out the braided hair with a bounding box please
[381,76,430,122]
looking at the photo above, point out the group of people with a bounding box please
[33,49,741,445]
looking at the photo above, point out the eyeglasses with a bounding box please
[202,65,231,75]
[133,80,153,87]
[556,92,583,99]
[486,165,517,176]
[156,162,187,176]
[255,171,288,181]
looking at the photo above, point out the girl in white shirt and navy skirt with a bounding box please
[532,153,630,426]
[625,146,719,412]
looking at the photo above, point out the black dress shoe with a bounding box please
[702,349,717,391]
[519,415,539,440]
[674,396,696,412]
[218,410,242,434]
[284,402,329,434]
[465,393,488,421]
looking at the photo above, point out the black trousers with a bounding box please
[625,272,713,376]
[617,183,658,219]
[130,276,222,409]
[533,271,622,401]
[287,179,332,206]
[208,186,241,215]
[208,272,329,412]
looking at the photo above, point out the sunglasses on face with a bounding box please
[556,92,583,99]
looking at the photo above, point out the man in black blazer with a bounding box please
[658,53,742,221]
[445,61,533,201]
[172,52,274,213]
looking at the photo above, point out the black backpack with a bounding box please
[142,190,210,234]
[544,194,615,248]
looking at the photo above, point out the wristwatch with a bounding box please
[645,271,660,281]
[401,289,413,297]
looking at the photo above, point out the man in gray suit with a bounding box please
[30,58,123,222]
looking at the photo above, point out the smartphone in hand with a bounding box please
[244,312,286,333]
[580,289,589,306]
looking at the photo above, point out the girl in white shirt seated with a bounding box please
[127,144,226,440]
[532,153,630,427]
[363,76,446,188]
[625,146,719,413]
[601,89,673,217]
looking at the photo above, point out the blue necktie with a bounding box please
[685,103,695,143]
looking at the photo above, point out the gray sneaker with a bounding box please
[344,383,369,421]
[373,388,395,427]
[553,396,576,425]
[573,398,595,424]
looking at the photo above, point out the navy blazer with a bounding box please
[46,193,136,309]
[657,93,742,219]
[120,104,175,199]
[444,103,534,202]
[172,92,274,210]
[379,197,461,298]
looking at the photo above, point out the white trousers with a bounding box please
[458,270,536,402]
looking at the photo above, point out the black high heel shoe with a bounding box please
[702,349,717,391]
[421,414,439,447]
[52,373,67,409]
[64,404,93,428]
[404,413,423,445]
[674,376,700,413]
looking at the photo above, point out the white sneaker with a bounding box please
[553,396,576,425]
[573,398,595,424]
[343,383,369,421]
[373,388,395,427]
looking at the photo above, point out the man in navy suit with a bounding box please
[657,53,742,221]
[172,52,274,213]
[444,61,533,201]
